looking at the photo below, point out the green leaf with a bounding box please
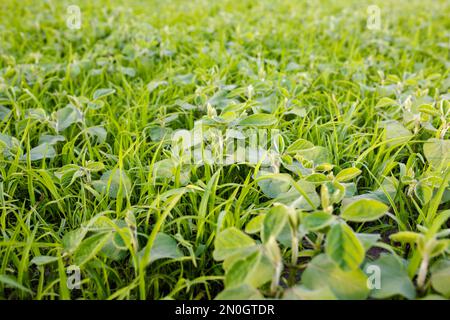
[366,254,416,299]
[257,174,290,198]
[55,164,82,188]
[376,97,397,108]
[85,161,105,172]
[286,138,315,154]
[296,146,331,165]
[55,104,83,132]
[215,284,263,300]
[30,256,59,266]
[382,120,412,147]
[341,199,388,222]
[62,228,89,254]
[38,135,65,145]
[430,259,450,297]
[0,105,11,121]
[335,167,361,182]
[213,227,256,261]
[153,159,176,179]
[93,169,132,199]
[414,181,434,205]
[284,285,337,300]
[245,214,265,234]
[100,222,129,261]
[147,80,168,93]
[74,232,112,266]
[237,114,277,127]
[303,211,335,231]
[356,233,380,251]
[423,138,450,168]
[418,104,440,116]
[22,143,56,161]
[93,88,116,100]
[225,250,273,289]
[261,204,289,243]
[390,231,421,244]
[276,180,320,211]
[86,126,107,143]
[0,274,33,295]
[139,233,184,265]
[302,254,369,300]
[326,222,365,271]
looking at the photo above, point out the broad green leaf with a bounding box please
[430,259,450,297]
[261,205,289,243]
[286,138,315,154]
[257,174,290,198]
[423,138,450,168]
[86,126,107,143]
[147,80,168,93]
[376,97,397,108]
[356,233,380,251]
[225,250,273,289]
[335,167,361,182]
[303,211,335,231]
[0,133,20,158]
[366,254,416,299]
[74,232,112,266]
[237,114,277,127]
[25,108,48,121]
[93,169,132,199]
[38,135,65,145]
[418,104,440,116]
[296,146,331,165]
[22,143,56,161]
[62,228,89,254]
[305,173,329,184]
[55,104,83,132]
[120,67,136,77]
[139,233,183,265]
[100,222,129,261]
[245,214,265,234]
[213,227,256,261]
[85,161,105,172]
[215,284,263,300]
[55,164,82,188]
[326,222,365,271]
[390,231,421,244]
[324,181,346,205]
[382,120,412,147]
[30,256,59,266]
[302,254,369,300]
[0,275,33,294]
[153,159,176,179]
[93,88,116,100]
[420,294,446,300]
[284,285,337,300]
[0,105,11,121]
[341,199,388,222]
[276,180,320,211]
[0,133,17,149]
[414,181,433,205]
[173,73,195,85]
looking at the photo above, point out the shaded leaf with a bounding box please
[326,222,365,271]
[341,199,388,222]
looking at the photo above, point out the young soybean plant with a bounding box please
[391,168,450,297]
[213,166,399,300]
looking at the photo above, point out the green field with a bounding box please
[0,0,449,300]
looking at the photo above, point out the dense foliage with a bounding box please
[0,0,449,300]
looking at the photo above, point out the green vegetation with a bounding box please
[0,0,449,300]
